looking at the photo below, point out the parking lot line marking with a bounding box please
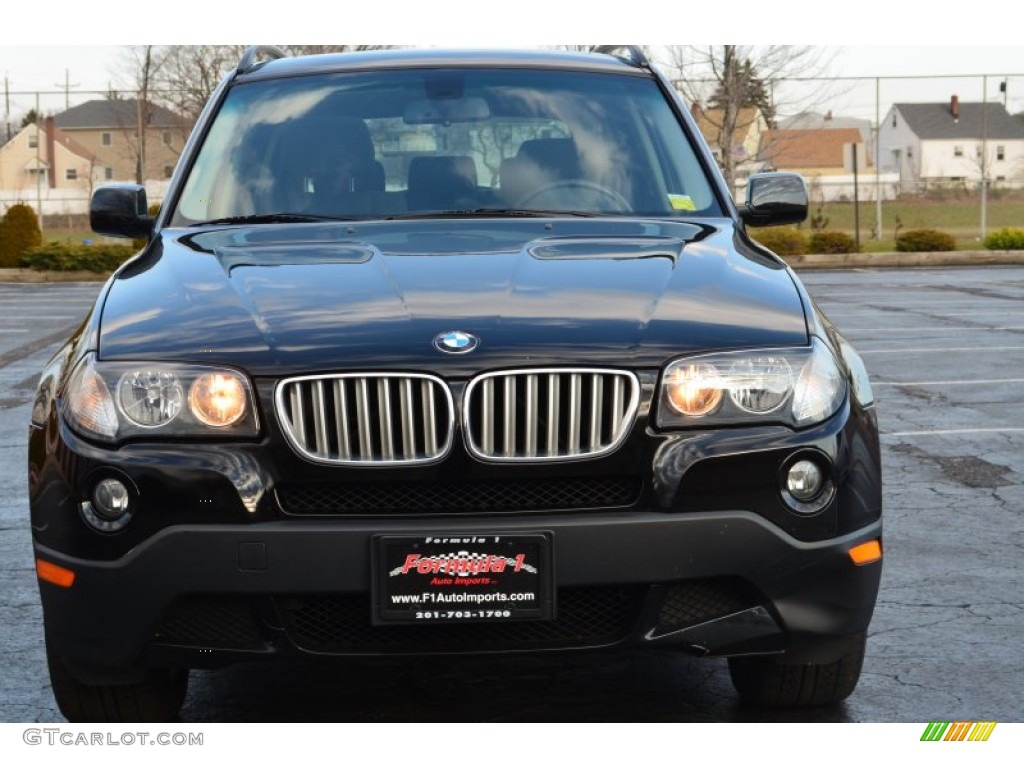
[884,428,1024,437]
[858,345,1024,354]
[823,310,1024,316]
[810,291,1023,298]
[873,378,1024,387]
[0,315,79,321]
[840,327,1024,332]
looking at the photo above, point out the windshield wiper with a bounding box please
[383,208,596,220]
[195,213,359,226]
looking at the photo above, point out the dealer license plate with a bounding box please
[373,533,553,624]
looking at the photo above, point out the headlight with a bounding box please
[664,362,723,417]
[657,338,846,429]
[62,354,258,442]
[117,369,184,427]
[189,373,248,427]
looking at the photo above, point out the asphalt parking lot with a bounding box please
[1,266,1022,723]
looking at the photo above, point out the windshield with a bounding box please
[171,67,722,224]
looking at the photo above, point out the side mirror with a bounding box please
[90,184,154,239]
[740,172,808,227]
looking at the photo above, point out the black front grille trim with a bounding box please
[153,597,266,650]
[276,477,642,516]
[656,578,761,631]
[278,587,645,653]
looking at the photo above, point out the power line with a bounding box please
[54,69,80,111]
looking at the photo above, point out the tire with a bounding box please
[728,633,866,708]
[47,642,188,722]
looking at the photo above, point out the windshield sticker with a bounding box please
[668,194,696,211]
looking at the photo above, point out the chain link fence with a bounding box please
[2,71,1023,246]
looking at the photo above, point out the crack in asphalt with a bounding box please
[12,373,41,391]
[894,385,948,404]
[869,616,970,638]
[891,674,966,705]
[932,284,1024,303]
[0,325,78,372]
[890,443,1015,488]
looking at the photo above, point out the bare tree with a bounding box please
[555,45,654,57]
[277,45,392,56]
[155,45,245,131]
[153,45,396,135]
[664,46,835,192]
[114,45,168,183]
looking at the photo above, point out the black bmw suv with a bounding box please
[29,46,882,721]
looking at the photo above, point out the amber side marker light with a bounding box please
[36,558,76,588]
[849,540,882,565]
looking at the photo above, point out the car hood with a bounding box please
[98,218,808,376]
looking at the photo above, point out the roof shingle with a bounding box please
[53,99,185,130]
[894,102,1024,140]
[762,128,866,170]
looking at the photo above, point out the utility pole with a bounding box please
[874,76,882,240]
[35,92,42,230]
[852,143,861,253]
[981,75,989,242]
[54,69,79,111]
[3,76,9,144]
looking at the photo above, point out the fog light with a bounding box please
[94,478,131,519]
[81,478,133,533]
[786,460,823,502]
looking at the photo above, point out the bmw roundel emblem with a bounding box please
[433,330,479,354]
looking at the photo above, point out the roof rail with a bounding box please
[236,45,288,76]
[593,45,649,68]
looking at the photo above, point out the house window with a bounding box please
[163,165,174,179]
[101,132,112,146]
[892,113,897,128]
[907,146,913,159]
[65,168,77,181]
[996,145,1005,161]
[104,167,113,180]
[953,145,963,157]
[28,133,38,148]
[162,131,172,147]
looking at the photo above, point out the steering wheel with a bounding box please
[516,180,633,212]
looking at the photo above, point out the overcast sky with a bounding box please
[2,1,1021,122]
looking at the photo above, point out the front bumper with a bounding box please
[38,512,881,669]
[32,370,882,671]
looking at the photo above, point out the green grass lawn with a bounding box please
[807,195,1024,249]
[40,196,1024,252]
[42,229,96,244]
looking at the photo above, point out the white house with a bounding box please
[879,96,1024,189]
